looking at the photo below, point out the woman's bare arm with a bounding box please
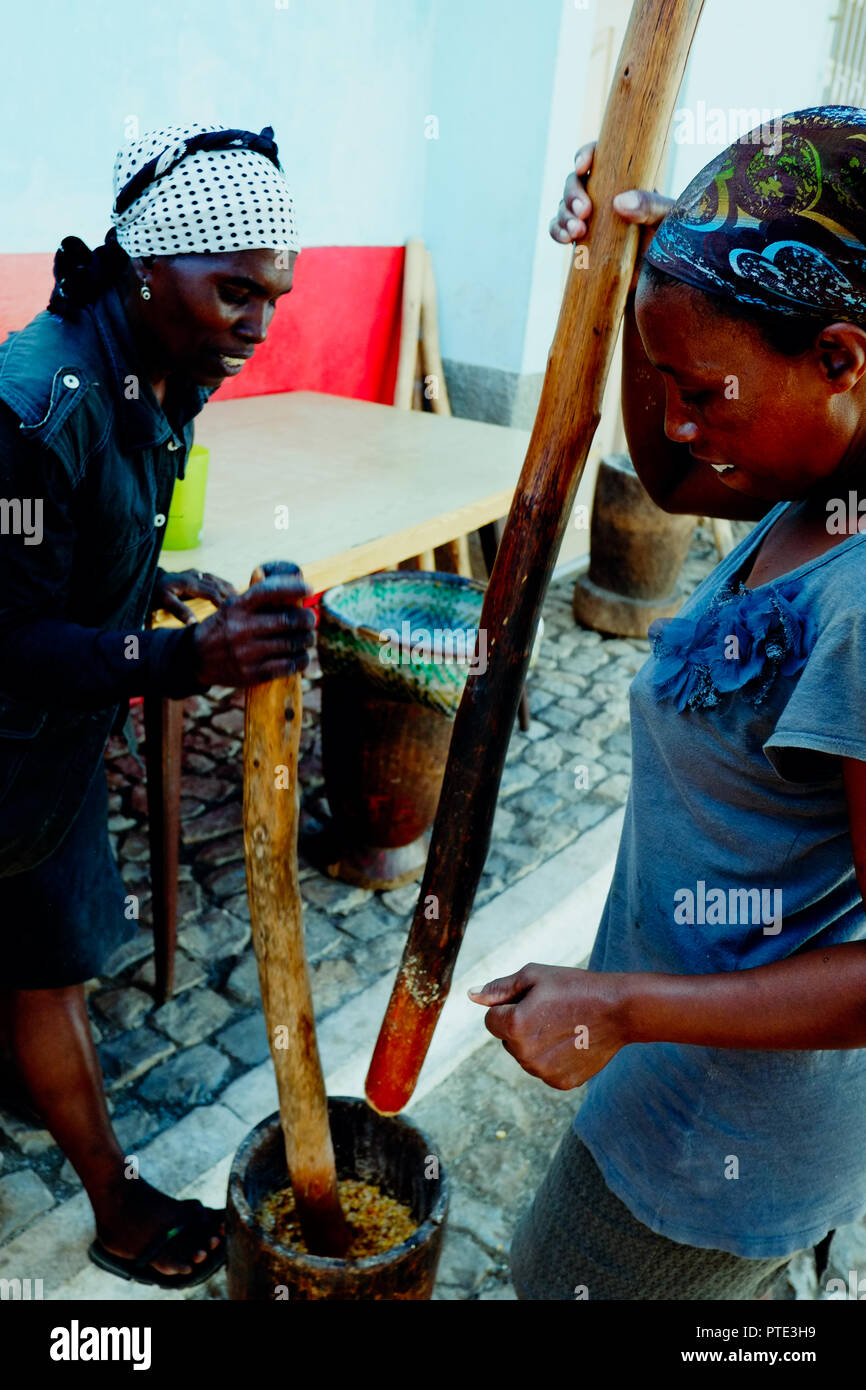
[468,765,866,1088]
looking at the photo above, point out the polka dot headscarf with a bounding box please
[110,121,300,259]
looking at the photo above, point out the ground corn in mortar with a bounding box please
[257,1178,416,1258]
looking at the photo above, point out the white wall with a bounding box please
[0,0,577,377]
[0,0,845,382]
[421,0,565,374]
[0,0,434,252]
[520,0,599,377]
[664,0,837,198]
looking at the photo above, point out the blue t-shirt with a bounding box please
[574,499,866,1258]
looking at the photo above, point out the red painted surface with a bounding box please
[0,245,404,404]
[0,253,54,342]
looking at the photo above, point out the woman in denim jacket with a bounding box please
[0,123,312,1286]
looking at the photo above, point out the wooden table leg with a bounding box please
[478,521,499,576]
[436,536,473,577]
[144,694,184,1003]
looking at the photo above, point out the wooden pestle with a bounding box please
[243,565,351,1256]
[365,0,707,1115]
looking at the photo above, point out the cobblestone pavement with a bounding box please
[3,521,864,1300]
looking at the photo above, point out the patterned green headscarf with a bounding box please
[645,106,866,319]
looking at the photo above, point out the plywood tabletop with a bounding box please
[160,391,530,595]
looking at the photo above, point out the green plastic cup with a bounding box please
[163,444,209,550]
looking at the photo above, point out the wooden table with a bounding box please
[159,389,530,595]
[146,391,531,998]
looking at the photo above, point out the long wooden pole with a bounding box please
[420,249,452,418]
[394,238,428,411]
[366,0,705,1115]
[243,567,351,1255]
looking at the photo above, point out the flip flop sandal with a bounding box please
[88,1199,226,1289]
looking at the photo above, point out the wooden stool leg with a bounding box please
[144,694,184,1003]
[479,521,532,730]
[517,690,531,732]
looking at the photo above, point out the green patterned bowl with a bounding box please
[318,571,491,718]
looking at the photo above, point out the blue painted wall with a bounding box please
[0,0,434,252]
[422,0,565,372]
[0,0,570,375]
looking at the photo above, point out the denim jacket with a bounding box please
[0,284,213,875]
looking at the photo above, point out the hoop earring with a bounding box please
[140,282,152,301]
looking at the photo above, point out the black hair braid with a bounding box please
[47,227,131,320]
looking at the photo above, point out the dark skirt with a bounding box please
[509,1124,796,1300]
[0,763,137,988]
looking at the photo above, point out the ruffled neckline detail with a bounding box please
[648,578,815,712]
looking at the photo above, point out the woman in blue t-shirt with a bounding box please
[469,106,866,1300]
